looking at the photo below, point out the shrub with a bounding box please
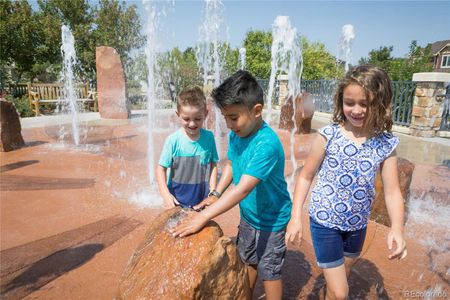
[5,95,34,118]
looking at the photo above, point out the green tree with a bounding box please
[0,0,40,84]
[220,42,239,79]
[243,30,272,79]
[243,30,341,80]
[302,38,344,80]
[360,41,433,81]
[172,47,202,90]
[359,45,394,73]
[1,0,144,85]
[94,0,144,69]
[403,40,433,79]
[35,0,95,81]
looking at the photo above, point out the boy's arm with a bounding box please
[155,165,179,208]
[209,162,218,191]
[171,174,259,237]
[286,135,326,245]
[380,150,407,260]
[194,160,233,210]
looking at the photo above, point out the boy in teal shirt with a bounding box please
[156,86,219,209]
[172,71,292,300]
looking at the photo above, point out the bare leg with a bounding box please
[263,279,282,300]
[247,264,258,294]
[323,257,357,300]
[344,257,357,277]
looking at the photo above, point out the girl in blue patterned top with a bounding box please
[286,65,407,300]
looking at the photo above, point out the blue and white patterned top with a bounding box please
[309,124,399,231]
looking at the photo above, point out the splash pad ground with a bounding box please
[1,110,449,299]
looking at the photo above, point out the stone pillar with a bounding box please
[202,75,215,98]
[277,74,289,106]
[409,72,450,137]
[96,46,130,119]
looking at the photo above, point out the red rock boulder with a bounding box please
[371,157,415,226]
[279,93,315,134]
[0,99,25,152]
[96,46,130,119]
[117,208,251,300]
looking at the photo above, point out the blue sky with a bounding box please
[133,0,450,64]
[30,0,450,64]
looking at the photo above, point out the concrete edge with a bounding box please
[412,72,450,82]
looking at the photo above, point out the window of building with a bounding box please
[442,55,450,68]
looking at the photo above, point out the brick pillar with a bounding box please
[409,73,450,137]
[203,75,215,97]
[277,74,289,106]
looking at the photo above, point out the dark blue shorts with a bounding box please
[310,217,367,269]
[236,218,286,280]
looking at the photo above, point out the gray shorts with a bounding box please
[236,218,286,281]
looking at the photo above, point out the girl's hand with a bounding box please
[170,213,209,237]
[285,218,303,247]
[387,228,407,260]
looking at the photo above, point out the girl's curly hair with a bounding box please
[332,65,393,133]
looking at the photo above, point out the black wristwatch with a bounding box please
[208,190,221,198]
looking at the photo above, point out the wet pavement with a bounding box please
[0,110,449,299]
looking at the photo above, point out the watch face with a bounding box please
[209,190,220,197]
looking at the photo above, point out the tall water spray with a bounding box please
[239,47,246,70]
[143,0,159,185]
[60,25,80,146]
[142,0,172,187]
[267,16,303,123]
[197,0,226,157]
[266,16,303,188]
[197,0,224,87]
[339,24,355,72]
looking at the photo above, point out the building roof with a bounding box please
[431,40,450,55]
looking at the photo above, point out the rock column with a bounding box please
[96,46,130,119]
[409,72,450,137]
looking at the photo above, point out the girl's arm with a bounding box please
[194,160,233,210]
[380,150,407,260]
[286,134,327,245]
[155,165,179,208]
[171,173,259,237]
[209,162,218,192]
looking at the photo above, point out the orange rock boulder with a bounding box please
[117,208,251,300]
[279,93,315,134]
[96,46,130,119]
[371,157,415,226]
[0,99,25,152]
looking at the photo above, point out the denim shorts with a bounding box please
[310,217,367,269]
[236,218,286,280]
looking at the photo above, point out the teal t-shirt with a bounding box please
[159,128,219,207]
[227,122,292,231]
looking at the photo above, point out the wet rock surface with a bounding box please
[117,207,251,300]
[1,116,448,299]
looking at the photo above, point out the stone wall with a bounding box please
[409,72,450,137]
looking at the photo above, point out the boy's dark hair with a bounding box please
[212,70,264,109]
[332,64,393,133]
[177,86,206,110]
